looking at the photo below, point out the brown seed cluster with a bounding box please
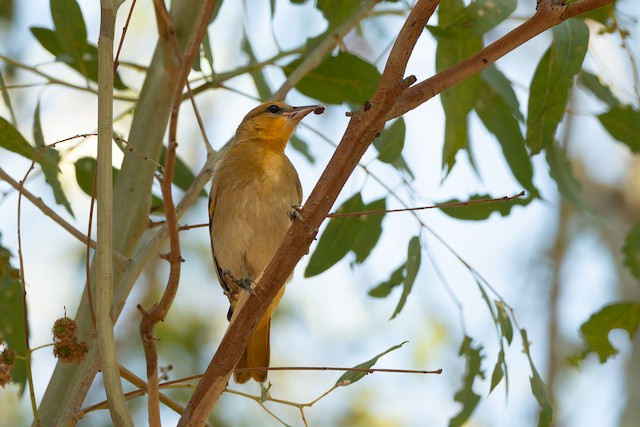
[52,317,88,364]
[0,344,15,388]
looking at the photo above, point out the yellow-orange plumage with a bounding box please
[208,101,321,383]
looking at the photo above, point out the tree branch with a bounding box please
[386,0,616,120]
[96,1,134,426]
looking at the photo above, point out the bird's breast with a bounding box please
[210,145,301,279]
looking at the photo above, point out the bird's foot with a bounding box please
[287,204,304,223]
[259,382,272,402]
[222,270,256,296]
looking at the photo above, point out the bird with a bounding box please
[208,101,323,383]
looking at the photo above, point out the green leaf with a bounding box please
[335,341,408,386]
[390,236,421,319]
[526,19,589,154]
[0,117,59,174]
[578,3,614,26]
[439,193,530,221]
[481,65,524,121]
[436,0,482,175]
[546,143,591,212]
[305,194,386,276]
[0,0,13,22]
[623,224,640,279]
[449,336,485,427]
[373,118,414,177]
[519,328,553,426]
[0,70,17,126]
[489,349,505,394]
[305,193,366,277]
[0,239,27,395]
[368,264,405,298]
[476,80,536,196]
[74,157,164,208]
[50,0,88,77]
[476,279,496,319]
[0,117,38,160]
[352,198,386,263]
[31,26,62,54]
[33,101,73,216]
[428,0,516,39]
[494,300,513,344]
[578,71,621,108]
[571,302,640,364]
[284,52,380,105]
[301,0,361,54]
[317,0,360,31]
[74,156,117,196]
[530,362,553,427]
[374,118,405,164]
[81,44,128,90]
[597,107,640,153]
[30,27,127,90]
[289,134,315,164]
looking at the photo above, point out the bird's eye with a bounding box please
[267,104,280,114]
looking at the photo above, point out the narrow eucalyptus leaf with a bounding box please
[284,52,380,105]
[335,341,408,386]
[352,198,386,263]
[546,144,592,212]
[597,107,640,153]
[33,102,73,216]
[526,19,589,153]
[428,0,516,39]
[304,193,365,277]
[368,264,405,298]
[390,236,421,319]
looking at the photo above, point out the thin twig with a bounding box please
[114,0,137,73]
[0,53,138,102]
[85,169,98,328]
[327,192,526,218]
[147,191,524,231]
[233,366,442,375]
[0,167,129,267]
[139,1,217,425]
[15,167,39,426]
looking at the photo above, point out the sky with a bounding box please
[0,0,639,426]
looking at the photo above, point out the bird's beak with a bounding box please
[284,105,325,122]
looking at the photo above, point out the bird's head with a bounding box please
[234,102,323,153]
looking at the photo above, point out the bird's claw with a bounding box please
[288,204,304,223]
[222,270,256,296]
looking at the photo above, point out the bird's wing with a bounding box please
[208,180,236,318]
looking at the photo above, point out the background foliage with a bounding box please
[0,0,638,426]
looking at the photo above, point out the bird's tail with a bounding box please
[234,316,270,384]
